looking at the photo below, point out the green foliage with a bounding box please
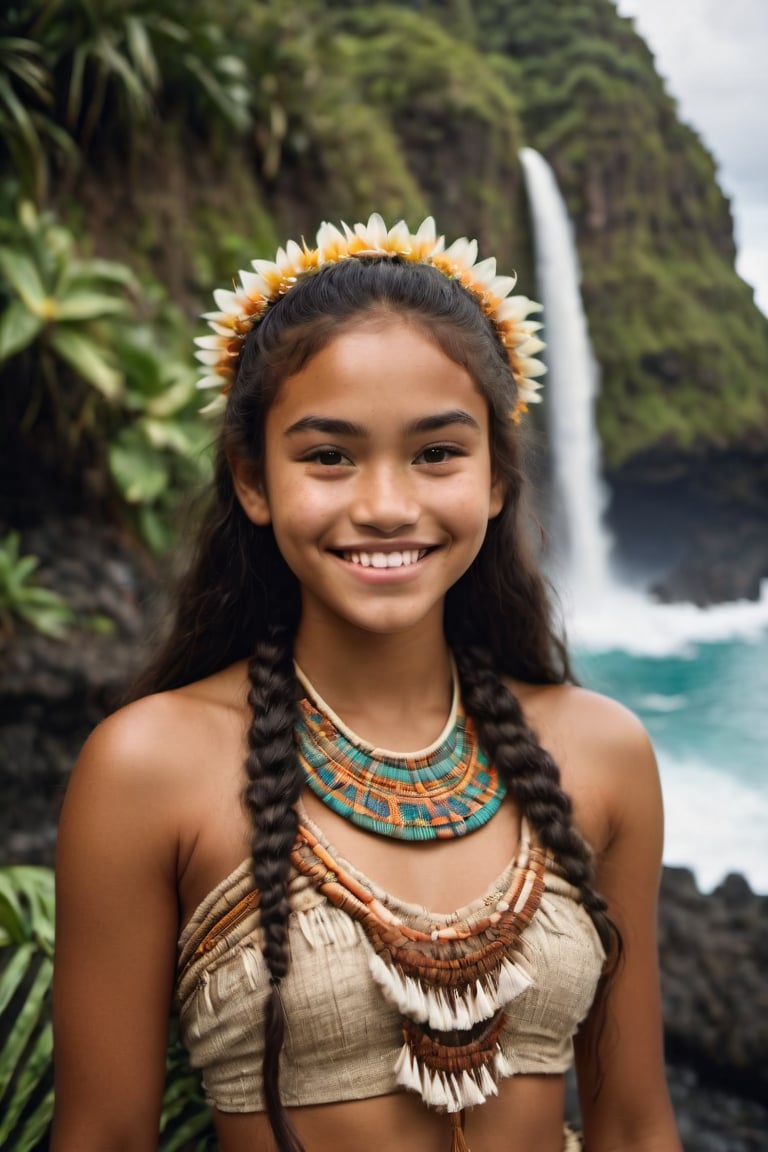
[0,195,212,549]
[0,198,133,405]
[0,532,74,639]
[29,0,252,154]
[1,0,767,494]
[159,1018,217,1151]
[0,31,76,204]
[0,867,216,1151]
[0,868,55,953]
[0,868,54,1152]
[108,322,213,553]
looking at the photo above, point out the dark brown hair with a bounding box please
[136,256,617,1151]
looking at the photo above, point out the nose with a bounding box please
[350,463,419,533]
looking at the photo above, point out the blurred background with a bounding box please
[1,1,766,1148]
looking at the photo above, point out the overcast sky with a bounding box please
[614,0,768,316]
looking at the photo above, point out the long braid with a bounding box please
[453,645,618,958]
[244,628,307,1152]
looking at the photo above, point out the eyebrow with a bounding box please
[285,409,481,437]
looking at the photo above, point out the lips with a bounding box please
[338,548,430,569]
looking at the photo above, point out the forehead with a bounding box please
[268,317,489,426]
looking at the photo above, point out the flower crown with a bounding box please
[195,213,545,420]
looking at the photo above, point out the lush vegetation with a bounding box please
[2,0,766,541]
[0,866,215,1151]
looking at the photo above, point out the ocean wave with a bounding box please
[659,752,768,895]
[639,693,688,713]
[565,580,768,657]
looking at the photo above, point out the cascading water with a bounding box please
[518,146,768,653]
[519,147,612,608]
[519,151,768,897]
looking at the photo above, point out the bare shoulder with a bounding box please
[510,679,661,855]
[512,679,653,767]
[52,670,250,1149]
[61,662,250,868]
[76,661,247,783]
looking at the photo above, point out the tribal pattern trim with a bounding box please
[290,819,548,1113]
[295,695,507,841]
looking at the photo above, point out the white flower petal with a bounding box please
[239,270,270,297]
[387,219,411,249]
[284,239,304,265]
[316,221,346,250]
[518,336,546,356]
[496,295,541,323]
[355,213,386,248]
[194,334,227,349]
[519,357,547,378]
[196,375,224,392]
[415,216,438,246]
[490,274,518,299]
[251,258,282,279]
[195,349,223,366]
[199,393,228,415]
[470,256,497,285]
[443,237,478,268]
[213,288,242,313]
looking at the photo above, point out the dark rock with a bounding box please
[659,865,768,1101]
[605,447,768,606]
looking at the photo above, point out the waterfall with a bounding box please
[519,147,613,607]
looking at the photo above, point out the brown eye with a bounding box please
[303,448,349,466]
[418,446,455,464]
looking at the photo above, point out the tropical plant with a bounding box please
[108,322,213,553]
[29,0,251,155]
[0,867,216,1151]
[0,31,76,203]
[0,199,134,420]
[0,198,212,551]
[0,531,73,639]
[0,867,55,1152]
[159,1018,217,1152]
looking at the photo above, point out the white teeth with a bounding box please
[342,550,426,568]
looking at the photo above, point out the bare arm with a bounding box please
[573,700,682,1151]
[52,701,182,1151]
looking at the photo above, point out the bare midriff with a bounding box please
[213,1074,567,1152]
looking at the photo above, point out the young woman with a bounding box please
[52,215,681,1152]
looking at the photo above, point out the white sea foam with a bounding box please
[640,693,689,713]
[564,580,768,657]
[659,752,768,894]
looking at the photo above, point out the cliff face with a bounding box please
[460,0,768,597]
[470,0,768,458]
[37,0,768,600]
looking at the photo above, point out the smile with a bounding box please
[339,549,429,569]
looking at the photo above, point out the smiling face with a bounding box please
[233,316,504,645]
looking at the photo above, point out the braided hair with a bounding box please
[134,256,619,1150]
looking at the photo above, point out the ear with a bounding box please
[231,457,271,526]
[489,470,505,519]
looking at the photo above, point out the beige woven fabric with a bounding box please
[176,821,605,1113]
[563,1125,584,1150]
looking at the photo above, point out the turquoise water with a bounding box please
[575,633,768,893]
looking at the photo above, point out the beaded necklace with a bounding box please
[293,661,507,841]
